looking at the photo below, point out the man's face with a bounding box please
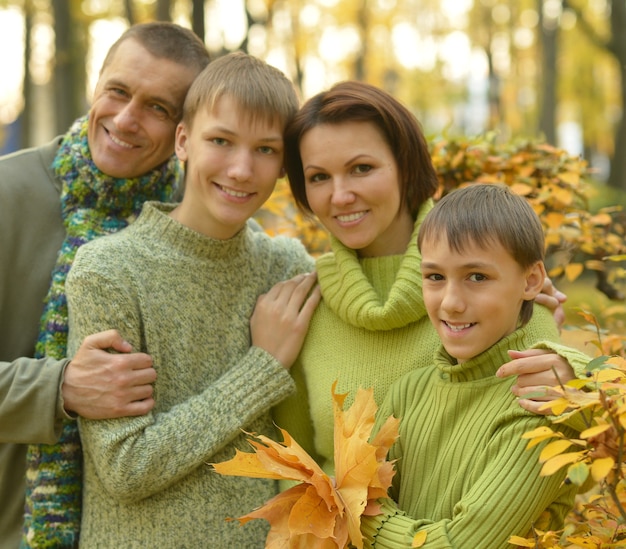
[88,38,198,178]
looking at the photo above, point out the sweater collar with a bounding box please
[435,328,532,382]
[135,202,250,259]
[315,199,433,331]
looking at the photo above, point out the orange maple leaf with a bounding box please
[211,380,400,549]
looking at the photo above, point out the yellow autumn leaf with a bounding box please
[539,439,573,462]
[580,424,612,440]
[558,170,580,186]
[551,185,573,205]
[564,263,584,282]
[544,211,565,229]
[412,530,428,547]
[508,535,536,547]
[211,381,399,549]
[591,457,615,482]
[541,451,585,476]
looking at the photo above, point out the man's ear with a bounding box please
[523,261,547,300]
[175,123,188,162]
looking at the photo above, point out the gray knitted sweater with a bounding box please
[67,202,314,548]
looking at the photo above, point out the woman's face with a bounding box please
[299,121,414,257]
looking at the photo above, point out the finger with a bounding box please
[120,357,157,382]
[496,349,553,377]
[512,384,558,399]
[517,398,554,415]
[287,273,319,309]
[83,330,133,353]
[534,292,558,309]
[295,284,322,321]
[120,397,156,417]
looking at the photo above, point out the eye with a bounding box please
[149,103,170,119]
[469,273,487,282]
[258,145,275,155]
[211,137,229,146]
[353,164,372,175]
[109,86,129,98]
[425,273,444,281]
[307,172,330,184]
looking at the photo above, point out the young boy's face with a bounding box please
[173,95,285,239]
[420,234,544,363]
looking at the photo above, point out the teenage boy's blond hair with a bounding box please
[182,52,299,131]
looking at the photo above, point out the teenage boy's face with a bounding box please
[88,38,198,179]
[173,96,285,239]
[420,235,544,363]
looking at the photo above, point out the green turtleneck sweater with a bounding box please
[360,330,579,548]
[66,202,314,548]
[272,199,590,473]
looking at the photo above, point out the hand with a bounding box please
[496,348,576,415]
[534,276,567,330]
[62,330,156,419]
[251,273,322,368]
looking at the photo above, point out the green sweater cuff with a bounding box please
[362,498,415,549]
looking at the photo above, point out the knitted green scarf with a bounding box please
[21,115,181,548]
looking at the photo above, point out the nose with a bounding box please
[330,178,356,207]
[440,282,466,314]
[226,149,254,182]
[112,100,141,133]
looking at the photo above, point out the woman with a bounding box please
[272,81,589,471]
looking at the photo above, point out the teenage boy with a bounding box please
[361,184,581,549]
[50,52,320,547]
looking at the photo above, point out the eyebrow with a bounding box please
[421,261,493,270]
[303,153,372,172]
[209,126,283,143]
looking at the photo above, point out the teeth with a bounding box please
[220,185,250,198]
[109,133,133,149]
[336,212,365,222]
[445,322,473,332]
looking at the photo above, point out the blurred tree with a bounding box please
[191,0,204,43]
[156,0,171,21]
[563,0,626,191]
[51,0,87,134]
[19,0,34,148]
[538,0,558,144]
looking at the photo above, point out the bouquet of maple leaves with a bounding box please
[211,382,400,549]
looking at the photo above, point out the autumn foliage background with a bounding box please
[257,134,626,548]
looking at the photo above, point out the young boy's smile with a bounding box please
[420,235,544,363]
[172,95,285,239]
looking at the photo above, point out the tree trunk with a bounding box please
[156,0,172,21]
[538,0,557,145]
[51,0,86,135]
[124,0,135,25]
[19,1,34,149]
[607,0,626,191]
[191,0,205,42]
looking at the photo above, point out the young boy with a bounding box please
[360,184,580,549]
[64,53,320,547]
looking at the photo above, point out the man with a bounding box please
[0,21,210,547]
